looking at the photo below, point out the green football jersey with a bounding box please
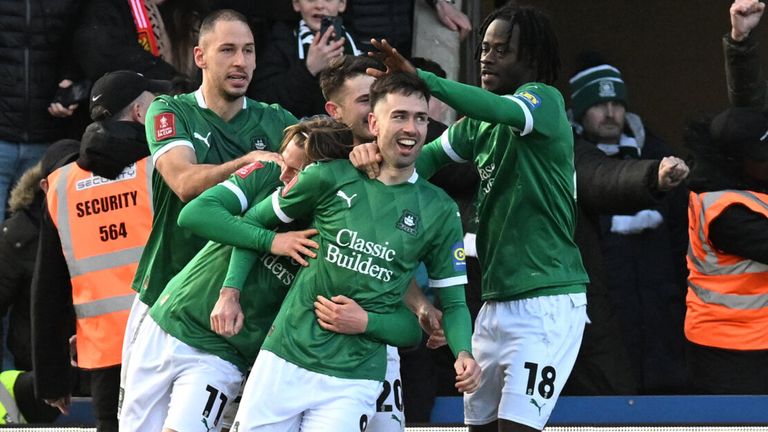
[233,160,468,381]
[133,90,297,306]
[417,70,589,301]
[149,162,292,373]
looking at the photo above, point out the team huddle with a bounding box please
[116,4,587,432]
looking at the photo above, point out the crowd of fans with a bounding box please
[0,0,767,430]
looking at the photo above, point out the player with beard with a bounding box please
[227,73,480,432]
[120,8,299,424]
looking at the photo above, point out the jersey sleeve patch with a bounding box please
[512,90,542,111]
[154,113,176,140]
[451,241,466,272]
[235,161,265,179]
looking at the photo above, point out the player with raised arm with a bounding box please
[355,5,589,431]
[227,73,480,432]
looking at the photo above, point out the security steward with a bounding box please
[31,71,170,432]
[685,106,768,395]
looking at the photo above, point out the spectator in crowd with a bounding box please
[74,0,209,93]
[0,155,82,425]
[345,0,471,59]
[31,70,169,431]
[683,106,768,394]
[567,55,690,394]
[248,0,362,119]
[0,0,83,222]
[725,0,766,109]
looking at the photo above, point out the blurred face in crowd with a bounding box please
[370,92,429,169]
[326,74,376,144]
[195,19,256,101]
[280,137,308,185]
[582,100,626,144]
[480,18,534,95]
[293,0,347,32]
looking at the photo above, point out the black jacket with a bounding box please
[0,0,82,143]
[0,192,44,371]
[248,22,328,119]
[565,136,662,396]
[32,120,149,398]
[73,0,182,83]
[344,0,415,58]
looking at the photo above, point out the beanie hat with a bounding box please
[569,64,628,121]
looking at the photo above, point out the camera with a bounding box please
[320,16,344,43]
[54,80,92,106]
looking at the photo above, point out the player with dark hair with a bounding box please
[227,73,480,431]
[355,4,588,431]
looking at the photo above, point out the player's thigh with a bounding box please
[164,345,244,432]
[232,351,313,429]
[118,318,175,431]
[464,302,506,425]
[300,377,381,432]
[120,297,149,392]
[369,346,404,432]
[497,293,587,430]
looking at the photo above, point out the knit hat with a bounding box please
[710,106,768,161]
[569,64,628,121]
[40,139,81,177]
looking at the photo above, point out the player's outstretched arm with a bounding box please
[315,295,422,347]
[417,69,530,129]
[155,146,281,203]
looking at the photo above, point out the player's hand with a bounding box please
[270,229,319,266]
[306,26,346,76]
[243,150,282,166]
[349,142,382,179]
[44,396,71,415]
[211,287,245,337]
[48,80,78,118]
[657,156,689,191]
[434,0,472,40]
[418,304,447,349]
[314,295,368,334]
[454,351,481,393]
[731,0,765,41]
[367,39,417,78]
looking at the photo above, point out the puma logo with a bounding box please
[194,131,212,147]
[336,190,358,207]
[530,398,546,416]
[390,414,402,426]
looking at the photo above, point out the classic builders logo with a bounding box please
[325,229,396,281]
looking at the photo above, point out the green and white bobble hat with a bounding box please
[569,64,628,121]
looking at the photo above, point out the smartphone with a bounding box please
[54,80,92,106]
[320,16,344,43]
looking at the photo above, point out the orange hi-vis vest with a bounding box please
[46,158,153,369]
[686,190,768,350]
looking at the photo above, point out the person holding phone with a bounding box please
[248,0,362,119]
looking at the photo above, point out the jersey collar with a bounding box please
[194,88,248,110]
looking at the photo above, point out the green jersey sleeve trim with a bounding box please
[440,131,467,163]
[152,140,193,164]
[220,181,249,213]
[271,190,294,223]
[502,94,533,136]
[429,275,468,288]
